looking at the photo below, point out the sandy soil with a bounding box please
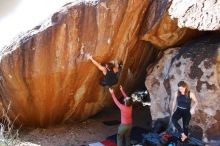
[18,104,151,146]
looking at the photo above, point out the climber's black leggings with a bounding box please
[172,107,191,136]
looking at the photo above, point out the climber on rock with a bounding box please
[87,54,122,87]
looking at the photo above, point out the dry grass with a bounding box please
[0,103,19,146]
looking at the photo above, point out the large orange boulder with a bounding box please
[0,0,215,130]
[0,0,156,127]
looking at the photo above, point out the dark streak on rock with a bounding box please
[152,78,160,88]
[163,78,171,96]
[173,34,219,80]
[206,72,214,79]
[196,80,216,92]
[52,12,60,23]
[175,62,181,67]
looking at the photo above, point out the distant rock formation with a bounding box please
[145,34,220,140]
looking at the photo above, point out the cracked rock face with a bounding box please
[145,34,220,139]
[169,0,220,30]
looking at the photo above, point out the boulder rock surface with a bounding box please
[0,0,155,127]
[145,34,220,139]
[169,0,220,30]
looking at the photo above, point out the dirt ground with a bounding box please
[18,104,151,146]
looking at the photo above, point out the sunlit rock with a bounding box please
[169,0,220,30]
[145,34,220,139]
[0,0,157,127]
[140,0,200,49]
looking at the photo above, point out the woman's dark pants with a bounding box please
[172,107,191,136]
